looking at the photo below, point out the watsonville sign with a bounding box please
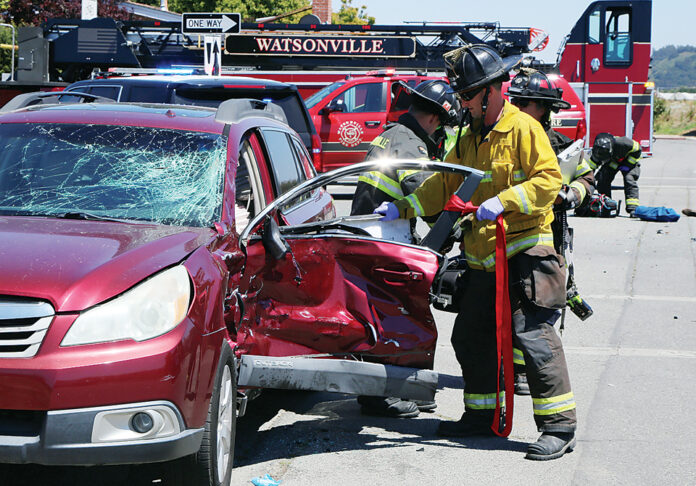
[225,35,417,58]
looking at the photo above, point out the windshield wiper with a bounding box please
[58,212,143,224]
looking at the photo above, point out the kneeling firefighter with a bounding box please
[376,44,577,460]
[589,132,642,216]
[505,69,595,395]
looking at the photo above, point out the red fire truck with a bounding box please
[557,0,653,154]
[0,1,652,154]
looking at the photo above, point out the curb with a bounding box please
[654,134,696,140]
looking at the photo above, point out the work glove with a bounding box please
[476,196,504,221]
[619,165,631,173]
[374,201,399,221]
[555,185,579,210]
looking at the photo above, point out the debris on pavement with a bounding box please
[251,474,282,486]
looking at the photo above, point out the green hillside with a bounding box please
[650,45,696,90]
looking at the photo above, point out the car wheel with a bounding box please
[185,344,237,486]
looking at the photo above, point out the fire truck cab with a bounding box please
[557,0,653,153]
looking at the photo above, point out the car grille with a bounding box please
[0,297,54,358]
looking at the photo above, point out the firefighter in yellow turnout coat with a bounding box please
[377,44,577,461]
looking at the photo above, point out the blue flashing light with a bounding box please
[156,68,195,75]
[262,98,272,103]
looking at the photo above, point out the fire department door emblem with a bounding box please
[337,121,364,147]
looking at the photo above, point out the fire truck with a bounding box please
[0,0,652,153]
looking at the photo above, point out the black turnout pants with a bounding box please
[596,163,640,213]
[451,249,577,432]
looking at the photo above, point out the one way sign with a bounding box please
[182,13,241,35]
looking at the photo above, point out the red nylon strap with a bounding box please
[443,195,513,437]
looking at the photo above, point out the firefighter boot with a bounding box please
[525,432,576,461]
[436,413,496,437]
[514,373,531,395]
[357,396,420,418]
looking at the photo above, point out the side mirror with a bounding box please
[262,216,288,260]
[322,98,345,114]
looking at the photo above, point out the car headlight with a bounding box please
[62,266,191,346]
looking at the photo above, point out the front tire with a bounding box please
[185,344,237,486]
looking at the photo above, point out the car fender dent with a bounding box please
[236,237,439,368]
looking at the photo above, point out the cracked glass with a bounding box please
[0,123,226,227]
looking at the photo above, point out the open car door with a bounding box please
[235,160,482,401]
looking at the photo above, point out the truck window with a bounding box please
[305,81,345,109]
[334,83,384,113]
[588,6,601,44]
[604,7,632,64]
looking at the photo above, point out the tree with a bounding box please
[3,0,130,26]
[168,0,311,23]
[332,0,375,25]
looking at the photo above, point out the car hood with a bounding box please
[0,216,215,312]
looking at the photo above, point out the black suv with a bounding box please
[65,75,322,163]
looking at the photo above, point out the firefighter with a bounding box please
[506,69,596,395]
[376,44,577,460]
[590,132,642,216]
[352,79,458,418]
[351,79,459,220]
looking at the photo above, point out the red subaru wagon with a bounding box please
[0,100,480,485]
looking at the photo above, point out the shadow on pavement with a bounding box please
[0,389,526,485]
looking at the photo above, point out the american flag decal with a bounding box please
[77,28,118,54]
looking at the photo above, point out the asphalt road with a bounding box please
[3,138,695,485]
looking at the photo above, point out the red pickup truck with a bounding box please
[304,70,446,172]
[306,70,586,172]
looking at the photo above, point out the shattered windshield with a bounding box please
[0,123,226,227]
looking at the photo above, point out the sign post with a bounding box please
[182,13,241,35]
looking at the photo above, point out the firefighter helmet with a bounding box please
[506,70,571,112]
[399,80,460,126]
[444,44,521,94]
[591,132,615,166]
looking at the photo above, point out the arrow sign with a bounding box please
[182,13,241,35]
[204,36,222,75]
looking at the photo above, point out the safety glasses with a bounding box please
[456,87,483,102]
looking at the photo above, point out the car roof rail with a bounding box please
[215,98,288,125]
[0,91,112,113]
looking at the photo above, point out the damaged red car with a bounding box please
[0,99,481,485]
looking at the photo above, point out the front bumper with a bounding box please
[0,400,203,465]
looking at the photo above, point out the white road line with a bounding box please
[639,185,694,189]
[564,346,696,359]
[586,294,696,303]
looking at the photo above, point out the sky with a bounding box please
[363,0,694,61]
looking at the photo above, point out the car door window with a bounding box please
[127,86,168,103]
[334,83,384,113]
[63,85,122,102]
[85,86,122,101]
[260,129,306,198]
[290,137,316,179]
[236,138,265,229]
